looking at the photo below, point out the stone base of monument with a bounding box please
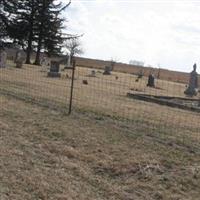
[47,72,61,78]
[127,92,200,113]
[184,87,198,97]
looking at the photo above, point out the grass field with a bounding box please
[0,61,200,199]
[0,61,199,134]
[1,95,200,200]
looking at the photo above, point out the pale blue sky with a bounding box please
[62,0,200,73]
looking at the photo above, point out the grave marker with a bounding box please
[15,51,23,68]
[184,63,198,97]
[103,66,112,75]
[147,73,155,87]
[48,61,61,77]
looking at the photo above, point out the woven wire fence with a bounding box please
[74,65,200,135]
[0,58,72,111]
[1,57,200,137]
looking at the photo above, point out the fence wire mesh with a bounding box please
[1,58,200,138]
[73,65,200,135]
[1,57,200,200]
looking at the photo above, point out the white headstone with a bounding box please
[40,56,50,71]
[15,51,21,63]
[15,51,23,68]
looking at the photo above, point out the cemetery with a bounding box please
[0,41,200,123]
[1,50,200,200]
[1,1,200,199]
[0,56,200,131]
[128,63,200,113]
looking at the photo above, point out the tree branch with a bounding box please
[59,0,71,12]
[63,33,84,40]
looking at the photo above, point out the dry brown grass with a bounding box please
[0,95,200,200]
[0,62,199,134]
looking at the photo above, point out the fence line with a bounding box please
[1,58,200,136]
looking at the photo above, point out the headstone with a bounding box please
[103,66,112,75]
[147,73,155,87]
[15,51,23,68]
[0,49,7,68]
[184,63,198,97]
[40,56,46,66]
[14,51,19,63]
[40,56,50,72]
[64,55,73,69]
[48,61,61,77]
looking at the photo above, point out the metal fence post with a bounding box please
[68,59,76,115]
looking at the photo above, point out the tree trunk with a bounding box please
[34,0,46,65]
[25,32,33,64]
[25,4,34,64]
[34,25,43,65]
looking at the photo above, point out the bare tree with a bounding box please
[65,38,83,61]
